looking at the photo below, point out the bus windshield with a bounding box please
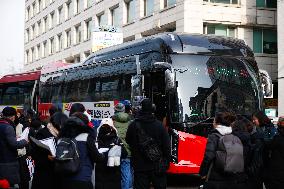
[0,81,35,105]
[169,54,262,123]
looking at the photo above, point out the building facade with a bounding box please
[24,0,278,112]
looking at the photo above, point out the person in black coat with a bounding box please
[126,98,171,189]
[31,112,68,189]
[95,118,127,189]
[266,117,284,189]
[0,107,29,187]
[58,114,104,189]
[199,112,247,189]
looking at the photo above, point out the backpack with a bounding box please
[136,121,162,162]
[214,133,244,173]
[54,137,80,175]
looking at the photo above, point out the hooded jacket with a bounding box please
[199,125,239,181]
[113,112,131,156]
[125,111,170,172]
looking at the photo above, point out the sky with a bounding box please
[0,0,25,76]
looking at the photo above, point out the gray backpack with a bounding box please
[214,133,244,173]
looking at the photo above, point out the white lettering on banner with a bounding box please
[63,101,115,120]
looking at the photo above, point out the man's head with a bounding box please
[114,103,125,113]
[2,107,17,122]
[140,98,154,113]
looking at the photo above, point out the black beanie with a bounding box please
[141,99,153,113]
[2,107,17,117]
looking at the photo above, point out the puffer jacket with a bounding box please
[199,125,247,184]
[113,112,131,156]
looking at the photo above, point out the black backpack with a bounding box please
[136,121,162,162]
[54,137,80,175]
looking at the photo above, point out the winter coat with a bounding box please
[199,125,247,189]
[95,125,126,189]
[31,127,59,189]
[125,111,171,172]
[266,133,284,189]
[0,119,28,185]
[61,133,104,184]
[113,112,131,156]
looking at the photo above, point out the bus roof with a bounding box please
[0,71,41,84]
[86,32,254,63]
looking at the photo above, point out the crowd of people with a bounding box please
[200,111,284,189]
[0,99,283,189]
[0,98,170,189]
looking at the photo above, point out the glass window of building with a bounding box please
[86,19,92,40]
[58,34,63,50]
[43,41,47,57]
[58,6,63,24]
[126,0,135,23]
[37,21,41,36]
[75,25,82,44]
[75,0,80,14]
[204,24,236,38]
[97,13,107,26]
[43,17,47,32]
[111,6,120,27]
[66,29,71,47]
[253,29,277,54]
[51,12,55,28]
[38,0,42,11]
[26,29,30,42]
[32,25,35,39]
[50,38,55,54]
[67,1,72,19]
[164,0,176,8]
[37,45,40,59]
[256,0,277,8]
[144,0,154,16]
[203,0,239,4]
[31,48,35,62]
[32,2,36,17]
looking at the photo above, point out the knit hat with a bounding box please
[114,103,125,113]
[141,98,153,113]
[2,107,17,117]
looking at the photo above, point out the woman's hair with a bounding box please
[253,111,271,126]
[69,103,86,116]
[231,115,254,133]
[50,112,68,130]
[215,112,236,126]
[60,116,89,138]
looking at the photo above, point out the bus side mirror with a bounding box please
[259,69,272,97]
[165,69,175,90]
[131,75,144,108]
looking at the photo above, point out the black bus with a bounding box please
[39,33,271,174]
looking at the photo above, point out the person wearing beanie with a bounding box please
[113,103,132,189]
[126,99,170,189]
[0,107,29,188]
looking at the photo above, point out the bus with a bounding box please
[39,32,271,174]
[0,71,40,113]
